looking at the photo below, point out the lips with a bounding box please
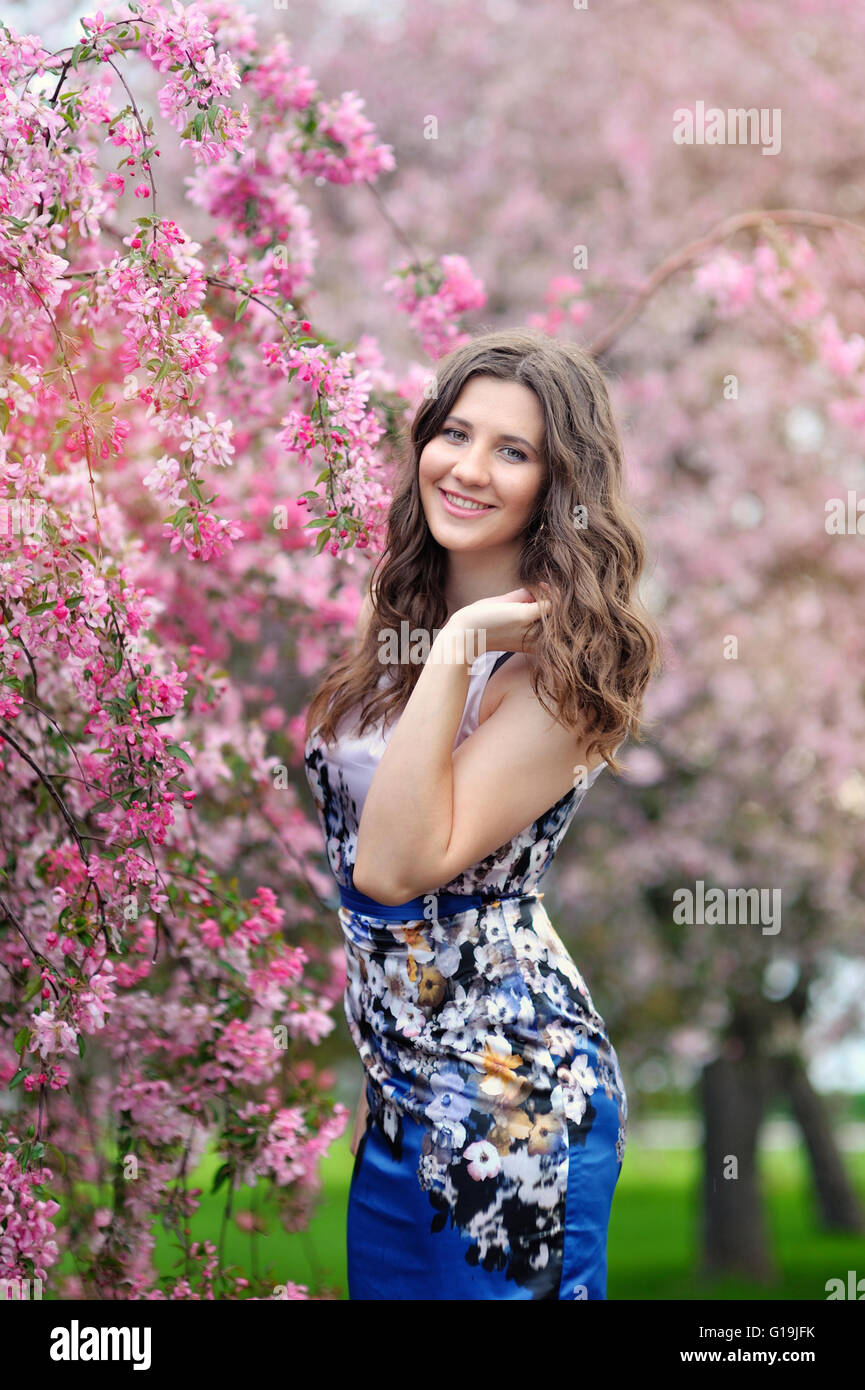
[438,487,497,516]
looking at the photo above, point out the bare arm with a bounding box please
[353,618,601,905]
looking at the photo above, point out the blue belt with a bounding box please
[337,881,539,922]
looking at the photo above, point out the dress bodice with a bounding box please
[303,647,607,899]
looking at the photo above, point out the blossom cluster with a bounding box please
[0,0,463,1299]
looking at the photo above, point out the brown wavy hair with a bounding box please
[304,327,663,776]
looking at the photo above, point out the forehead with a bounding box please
[448,375,544,439]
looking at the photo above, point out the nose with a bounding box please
[448,442,491,486]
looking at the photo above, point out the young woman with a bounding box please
[303,327,662,1300]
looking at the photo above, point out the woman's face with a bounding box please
[418,375,547,552]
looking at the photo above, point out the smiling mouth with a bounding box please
[438,487,497,514]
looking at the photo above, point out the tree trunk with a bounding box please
[699,1020,776,1282]
[775,1051,865,1232]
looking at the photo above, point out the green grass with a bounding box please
[49,1137,865,1299]
[607,1145,865,1299]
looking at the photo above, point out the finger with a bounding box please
[498,587,534,600]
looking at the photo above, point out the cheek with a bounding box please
[418,446,441,484]
[506,478,543,514]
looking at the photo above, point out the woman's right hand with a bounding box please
[444,585,552,659]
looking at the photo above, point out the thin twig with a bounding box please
[589,208,865,357]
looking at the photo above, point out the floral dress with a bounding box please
[303,648,627,1300]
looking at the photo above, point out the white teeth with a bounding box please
[442,490,492,512]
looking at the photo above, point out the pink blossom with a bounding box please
[693,252,756,317]
[28,1007,79,1061]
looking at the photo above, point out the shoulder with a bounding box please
[476,650,534,726]
[478,650,605,777]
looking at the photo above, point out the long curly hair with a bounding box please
[304,327,663,776]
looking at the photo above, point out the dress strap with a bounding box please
[453,650,515,748]
[488,650,515,679]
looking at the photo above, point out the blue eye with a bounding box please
[442,428,527,461]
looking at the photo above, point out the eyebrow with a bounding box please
[444,415,540,455]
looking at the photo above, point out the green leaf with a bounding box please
[0,400,9,434]
[45,1142,67,1174]
[78,1033,86,1058]
[166,743,193,766]
[235,296,250,321]
[9,1069,27,1091]
[90,382,105,406]
[13,1026,29,1056]
[211,1162,232,1194]
[313,528,332,555]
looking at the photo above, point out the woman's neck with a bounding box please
[443,550,523,619]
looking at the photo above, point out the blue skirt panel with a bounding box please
[348,1057,623,1300]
